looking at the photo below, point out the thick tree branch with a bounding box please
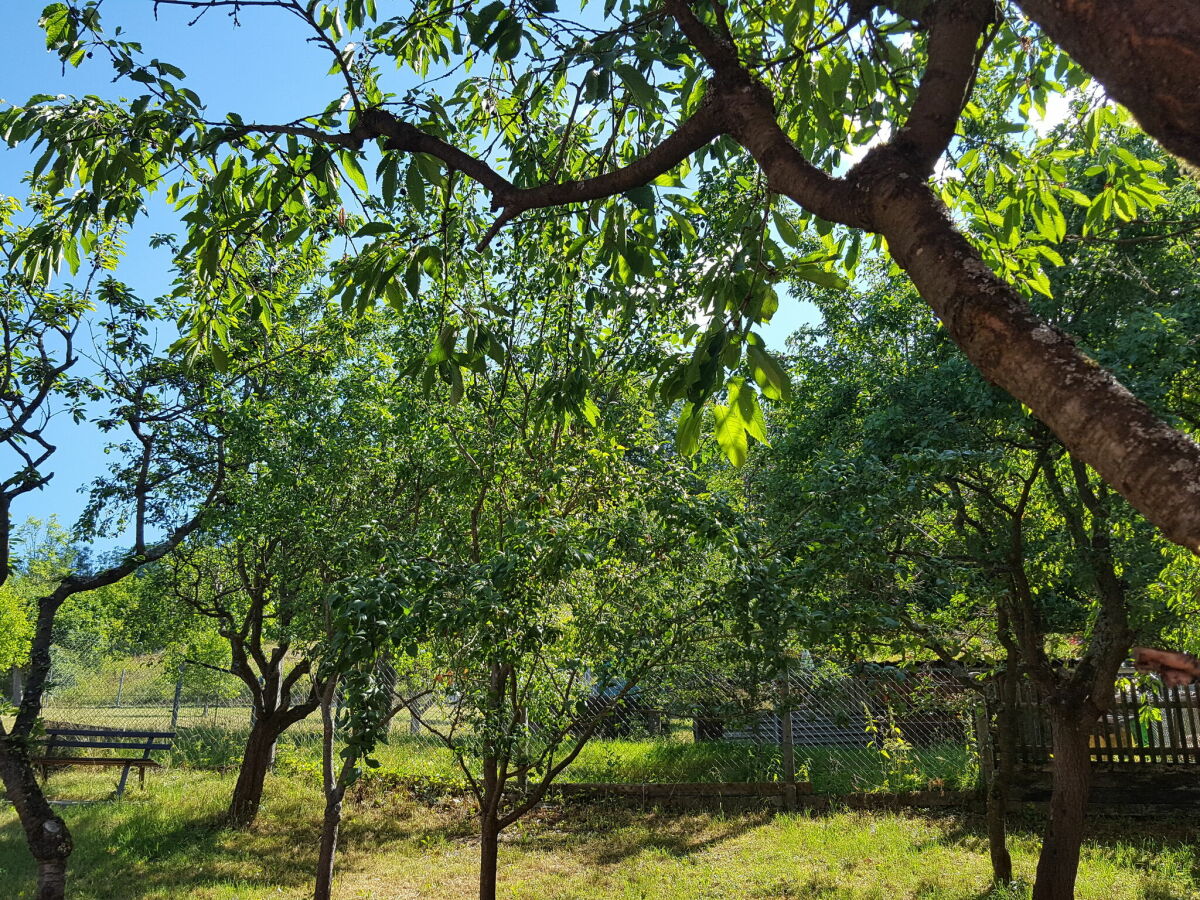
[860,171,1200,552]
[1015,0,1200,171]
[888,0,997,176]
[12,456,225,736]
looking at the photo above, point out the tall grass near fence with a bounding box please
[18,652,982,796]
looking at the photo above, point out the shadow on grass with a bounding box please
[7,773,1200,900]
[906,811,1200,900]
[1,777,451,899]
[535,801,772,866]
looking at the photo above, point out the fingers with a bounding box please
[1132,647,1200,685]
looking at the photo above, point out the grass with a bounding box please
[25,700,979,793]
[274,734,978,795]
[2,767,1198,899]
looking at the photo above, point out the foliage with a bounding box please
[3,0,1187,486]
[756,137,1200,666]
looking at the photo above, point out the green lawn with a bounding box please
[1,768,1196,899]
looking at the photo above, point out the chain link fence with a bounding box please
[15,650,980,795]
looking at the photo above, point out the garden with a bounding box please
[3,1,1200,899]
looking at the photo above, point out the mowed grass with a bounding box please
[2,768,1199,899]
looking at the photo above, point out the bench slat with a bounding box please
[35,758,162,768]
[39,740,173,751]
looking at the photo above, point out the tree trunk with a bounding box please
[0,743,72,900]
[479,815,500,900]
[227,717,282,827]
[985,667,1018,886]
[985,767,1012,886]
[1032,710,1094,900]
[312,784,345,900]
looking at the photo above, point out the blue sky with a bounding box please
[1,1,345,542]
[0,1,815,546]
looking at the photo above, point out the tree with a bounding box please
[328,414,745,900]
[0,190,346,896]
[5,0,1200,554]
[313,213,764,899]
[0,286,225,899]
[757,158,1199,897]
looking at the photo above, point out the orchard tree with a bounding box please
[0,191,345,897]
[758,155,1200,898]
[314,212,767,900]
[0,257,225,898]
[152,297,456,827]
[327,400,749,900]
[4,1,1200,555]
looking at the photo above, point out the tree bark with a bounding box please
[985,665,1018,886]
[223,644,317,828]
[1032,708,1094,900]
[984,751,1012,886]
[0,743,72,900]
[1014,0,1200,171]
[479,815,500,900]
[312,783,345,900]
[227,716,282,828]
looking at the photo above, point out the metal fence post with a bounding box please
[170,664,185,731]
[779,664,797,811]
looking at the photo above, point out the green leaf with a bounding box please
[448,363,465,404]
[406,162,426,213]
[580,396,600,426]
[404,254,422,298]
[731,379,769,445]
[772,209,802,249]
[468,1,506,46]
[747,340,791,401]
[675,402,702,456]
[758,285,779,323]
[793,265,848,291]
[354,222,394,238]
[614,64,655,108]
[341,152,369,192]
[622,184,655,210]
[713,403,748,466]
[39,4,71,48]
[494,16,523,62]
[427,324,457,365]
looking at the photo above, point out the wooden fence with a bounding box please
[1010,678,1200,768]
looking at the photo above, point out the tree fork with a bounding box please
[699,0,1200,553]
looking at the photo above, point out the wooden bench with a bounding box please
[34,726,175,798]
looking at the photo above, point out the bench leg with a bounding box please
[139,766,146,790]
[116,764,132,800]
